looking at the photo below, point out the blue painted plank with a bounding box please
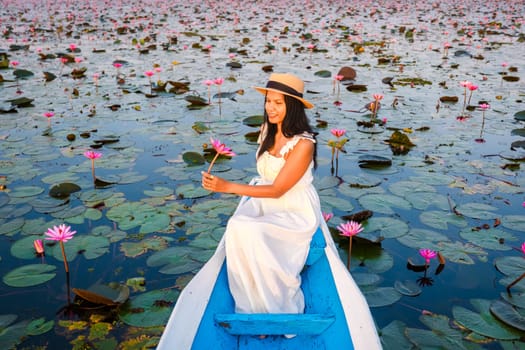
[214,313,335,335]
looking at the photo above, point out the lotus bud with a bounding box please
[33,239,44,255]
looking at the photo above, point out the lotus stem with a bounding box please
[207,152,220,174]
[347,236,353,269]
[506,272,525,294]
[60,241,69,273]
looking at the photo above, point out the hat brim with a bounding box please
[253,86,314,109]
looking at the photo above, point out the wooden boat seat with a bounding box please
[214,228,334,336]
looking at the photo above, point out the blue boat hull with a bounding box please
[191,230,354,349]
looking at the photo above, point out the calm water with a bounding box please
[0,0,524,348]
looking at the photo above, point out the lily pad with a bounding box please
[514,110,525,121]
[459,228,516,251]
[2,264,56,287]
[182,151,205,166]
[358,193,412,215]
[119,289,179,327]
[394,280,422,296]
[490,300,525,332]
[363,287,402,307]
[120,236,169,258]
[49,183,82,199]
[26,317,54,335]
[452,299,522,340]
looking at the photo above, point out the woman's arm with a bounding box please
[202,139,314,198]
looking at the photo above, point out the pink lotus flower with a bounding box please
[207,137,235,173]
[84,151,102,182]
[154,67,162,73]
[479,103,490,110]
[214,77,224,85]
[338,221,364,237]
[60,57,69,64]
[113,62,123,69]
[144,70,154,77]
[337,220,363,269]
[334,74,344,81]
[45,224,76,242]
[419,249,437,265]
[10,60,19,67]
[43,111,54,118]
[460,80,472,88]
[331,128,346,138]
[203,79,214,86]
[45,224,76,273]
[74,57,83,64]
[468,84,478,91]
[84,151,102,160]
[33,239,44,255]
[69,43,77,51]
[521,242,525,255]
[323,212,333,222]
[372,93,384,101]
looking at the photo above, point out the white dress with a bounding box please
[225,132,320,314]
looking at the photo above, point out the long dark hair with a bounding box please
[257,94,318,168]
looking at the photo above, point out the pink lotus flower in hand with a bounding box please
[337,220,363,269]
[45,224,76,273]
[330,128,346,138]
[207,137,235,173]
[419,248,437,265]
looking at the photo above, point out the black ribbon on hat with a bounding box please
[265,81,303,98]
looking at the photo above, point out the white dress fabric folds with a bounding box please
[225,132,319,314]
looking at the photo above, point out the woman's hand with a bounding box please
[201,171,227,193]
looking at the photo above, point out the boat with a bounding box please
[157,222,382,349]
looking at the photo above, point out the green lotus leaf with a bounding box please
[388,180,436,197]
[501,215,525,232]
[494,256,525,278]
[419,211,468,230]
[2,264,56,287]
[0,204,32,219]
[0,316,30,350]
[48,183,82,199]
[146,246,194,267]
[320,194,354,212]
[92,225,128,243]
[8,185,44,198]
[242,115,264,127]
[175,183,210,199]
[120,236,169,258]
[380,320,413,350]
[490,300,525,332]
[513,110,525,121]
[13,68,34,78]
[394,280,422,296]
[62,235,110,260]
[106,202,170,233]
[406,313,471,349]
[119,289,180,327]
[144,186,174,197]
[364,217,409,239]
[397,228,449,250]
[358,194,411,215]
[405,192,449,211]
[10,234,45,259]
[455,203,499,219]
[314,70,331,78]
[453,299,522,340]
[500,292,525,309]
[50,205,86,219]
[459,228,516,251]
[437,241,487,264]
[26,317,54,336]
[182,151,205,166]
[315,176,341,190]
[115,171,148,184]
[0,217,25,236]
[363,287,402,307]
[352,273,381,287]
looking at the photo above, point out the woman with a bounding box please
[157,73,381,350]
[201,72,319,314]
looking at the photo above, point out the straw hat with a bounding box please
[254,73,314,109]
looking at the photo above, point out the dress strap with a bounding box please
[280,132,316,157]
